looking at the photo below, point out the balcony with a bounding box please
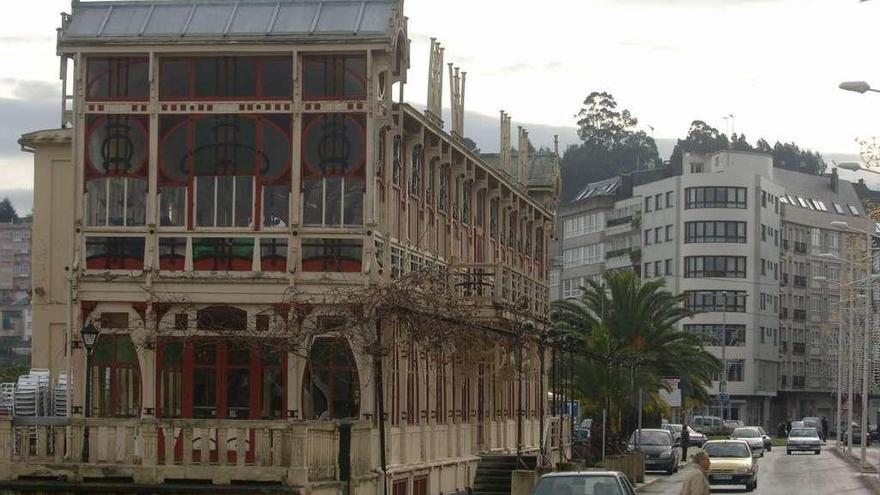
[780,308,789,320]
[783,239,790,251]
[792,376,806,389]
[793,276,807,288]
[793,309,806,321]
[606,216,633,228]
[794,242,807,254]
[450,262,550,319]
[0,417,352,487]
[781,274,789,286]
[793,342,806,355]
[606,247,632,259]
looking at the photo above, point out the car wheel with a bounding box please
[815,450,820,455]
[768,446,772,452]
[787,450,791,455]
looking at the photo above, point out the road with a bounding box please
[638,448,873,494]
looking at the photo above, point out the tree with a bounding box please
[0,198,18,224]
[560,92,660,202]
[462,137,480,154]
[551,271,720,446]
[668,120,729,173]
[772,141,826,175]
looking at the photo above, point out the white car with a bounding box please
[787,427,821,455]
[530,471,637,495]
[730,427,765,457]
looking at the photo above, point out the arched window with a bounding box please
[392,136,402,186]
[410,145,423,197]
[303,337,360,420]
[91,334,140,418]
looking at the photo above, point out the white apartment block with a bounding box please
[554,150,876,429]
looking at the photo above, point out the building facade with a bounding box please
[0,223,32,353]
[552,150,876,429]
[7,2,564,494]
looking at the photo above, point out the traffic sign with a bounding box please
[719,392,730,404]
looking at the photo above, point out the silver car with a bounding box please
[787,427,821,455]
[530,471,637,495]
[730,427,765,457]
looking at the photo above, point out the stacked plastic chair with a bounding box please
[0,382,14,416]
[53,373,68,417]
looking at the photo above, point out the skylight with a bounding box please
[779,196,789,204]
[833,203,845,214]
[848,204,860,216]
[797,197,810,209]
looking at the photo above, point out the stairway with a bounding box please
[472,454,537,495]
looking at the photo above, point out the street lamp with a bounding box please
[840,81,880,94]
[80,322,99,462]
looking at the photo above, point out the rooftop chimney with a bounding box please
[425,38,444,126]
[831,167,839,193]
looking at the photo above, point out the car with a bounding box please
[693,415,722,433]
[790,420,804,429]
[628,428,681,475]
[730,427,765,457]
[530,470,637,495]
[842,424,872,446]
[722,419,745,433]
[703,439,759,492]
[662,424,708,448]
[802,417,823,438]
[787,426,821,455]
[756,427,772,452]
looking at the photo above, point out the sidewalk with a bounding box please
[832,440,880,472]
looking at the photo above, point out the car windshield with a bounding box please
[789,428,818,438]
[667,424,682,432]
[532,475,624,495]
[631,431,671,446]
[704,442,751,458]
[732,428,760,438]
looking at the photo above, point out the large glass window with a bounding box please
[85,115,149,227]
[159,56,292,100]
[685,187,747,209]
[85,236,145,270]
[685,221,747,243]
[86,57,149,101]
[301,238,363,273]
[301,114,366,227]
[192,238,254,271]
[158,337,286,421]
[159,114,292,229]
[684,256,747,278]
[159,237,187,271]
[685,290,747,313]
[302,54,367,100]
[91,334,141,418]
[684,324,746,346]
[563,212,605,239]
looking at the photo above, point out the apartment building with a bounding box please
[9,1,565,493]
[0,223,32,354]
[553,150,876,429]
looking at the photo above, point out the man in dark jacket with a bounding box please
[821,417,829,443]
[681,424,690,461]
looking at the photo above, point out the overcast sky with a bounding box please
[1,0,879,212]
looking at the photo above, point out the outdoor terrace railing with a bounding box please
[0,417,349,487]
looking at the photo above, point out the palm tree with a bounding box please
[552,270,720,440]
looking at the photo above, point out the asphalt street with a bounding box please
[638,448,874,494]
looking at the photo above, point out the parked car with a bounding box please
[842,424,872,446]
[756,427,772,452]
[530,471,637,495]
[662,424,706,448]
[722,419,745,433]
[703,440,759,492]
[787,426,821,455]
[790,420,805,429]
[802,417,823,438]
[730,427,765,457]
[693,415,722,432]
[627,428,681,475]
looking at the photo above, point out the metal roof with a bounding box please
[61,0,398,43]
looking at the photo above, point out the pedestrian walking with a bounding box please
[680,451,710,495]
[821,417,828,443]
[777,421,786,438]
[680,424,690,461]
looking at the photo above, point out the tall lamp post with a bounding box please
[80,322,99,462]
